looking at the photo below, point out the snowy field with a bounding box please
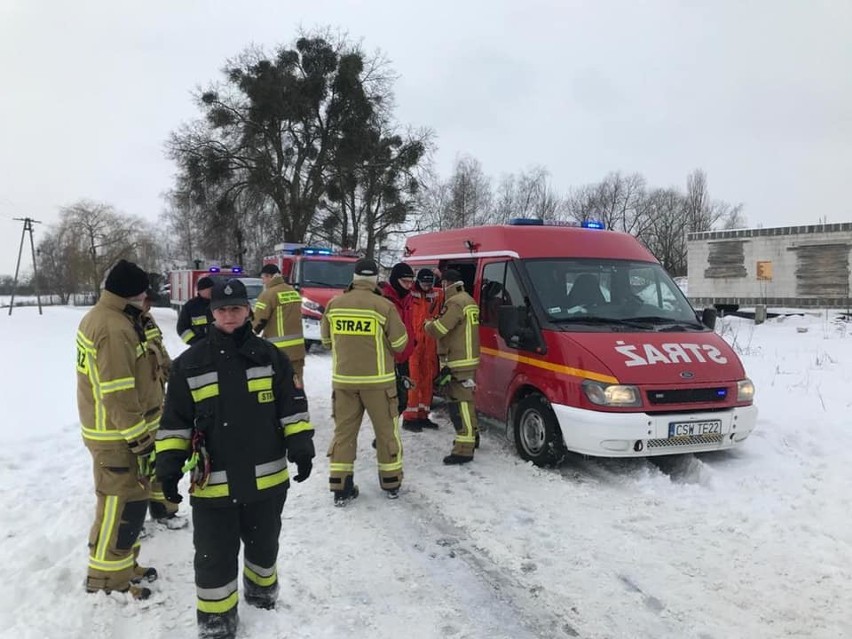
[0,306,849,639]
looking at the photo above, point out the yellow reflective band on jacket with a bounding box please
[391,333,408,349]
[447,357,481,369]
[197,590,239,614]
[190,384,219,402]
[276,290,301,304]
[146,416,160,432]
[256,468,289,490]
[144,327,161,341]
[330,372,397,385]
[155,437,191,452]
[431,319,449,335]
[81,418,148,443]
[193,481,229,498]
[100,377,136,394]
[329,462,355,473]
[247,378,272,393]
[283,421,313,437]
[244,563,277,587]
[180,329,195,344]
[254,301,268,311]
[269,335,305,348]
[150,490,165,501]
[464,304,479,362]
[191,316,208,326]
[255,458,289,490]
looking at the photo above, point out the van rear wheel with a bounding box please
[513,395,566,467]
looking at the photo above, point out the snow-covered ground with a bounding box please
[0,306,849,639]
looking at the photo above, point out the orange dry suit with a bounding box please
[403,282,443,422]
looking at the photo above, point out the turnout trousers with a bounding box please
[328,386,403,493]
[193,493,287,639]
[446,378,478,459]
[86,447,150,592]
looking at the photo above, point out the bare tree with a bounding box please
[445,155,492,229]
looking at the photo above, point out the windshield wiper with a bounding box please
[553,316,657,330]
[624,315,704,331]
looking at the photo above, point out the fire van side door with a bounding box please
[477,259,531,419]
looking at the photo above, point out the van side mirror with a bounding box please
[700,307,717,330]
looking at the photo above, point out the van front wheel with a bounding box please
[513,395,566,467]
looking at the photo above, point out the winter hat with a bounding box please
[104,259,149,298]
[196,276,215,292]
[210,279,249,310]
[260,263,280,275]
[354,258,379,277]
[390,263,415,281]
[416,268,435,285]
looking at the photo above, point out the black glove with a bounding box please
[434,366,453,388]
[293,457,312,483]
[162,475,183,504]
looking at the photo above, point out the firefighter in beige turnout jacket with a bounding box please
[253,263,306,385]
[141,289,182,525]
[425,269,481,464]
[76,260,159,599]
[321,258,408,504]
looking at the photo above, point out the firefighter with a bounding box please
[140,289,187,529]
[379,262,416,422]
[321,258,408,505]
[401,268,443,430]
[425,269,481,464]
[76,259,159,600]
[176,276,214,345]
[156,278,315,639]
[252,263,306,387]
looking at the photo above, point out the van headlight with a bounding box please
[582,380,642,407]
[301,297,322,313]
[737,378,755,402]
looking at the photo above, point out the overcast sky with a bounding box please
[1,0,850,275]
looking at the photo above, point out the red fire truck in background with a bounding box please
[168,266,264,311]
[262,243,359,348]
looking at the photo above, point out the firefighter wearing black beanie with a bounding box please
[104,259,149,298]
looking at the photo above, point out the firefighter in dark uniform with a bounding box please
[156,278,315,639]
[320,258,409,505]
[177,276,215,346]
[76,260,158,600]
[252,263,306,387]
[425,269,481,464]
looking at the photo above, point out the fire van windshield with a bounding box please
[299,261,357,288]
[523,258,703,330]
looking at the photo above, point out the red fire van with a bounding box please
[404,220,757,465]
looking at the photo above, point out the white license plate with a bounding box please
[668,420,722,438]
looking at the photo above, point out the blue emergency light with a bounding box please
[716,389,728,398]
[508,218,545,226]
[582,220,606,230]
[302,248,334,256]
[231,266,242,273]
[208,267,221,273]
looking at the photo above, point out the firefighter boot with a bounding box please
[131,564,158,584]
[198,608,238,639]
[402,419,423,432]
[334,476,360,507]
[244,576,279,610]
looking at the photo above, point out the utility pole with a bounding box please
[9,217,43,316]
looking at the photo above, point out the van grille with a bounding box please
[647,433,723,448]
[646,388,730,405]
